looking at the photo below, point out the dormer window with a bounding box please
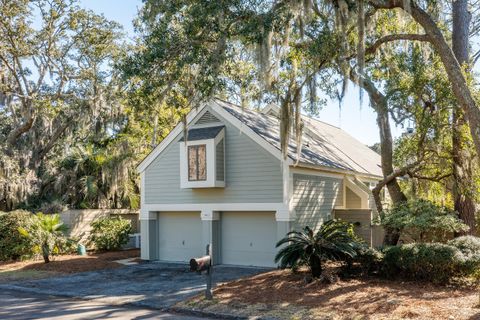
[179,125,225,188]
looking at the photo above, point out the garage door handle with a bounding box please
[182,240,185,246]
[250,242,253,247]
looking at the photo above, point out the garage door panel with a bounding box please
[221,211,276,267]
[158,212,202,262]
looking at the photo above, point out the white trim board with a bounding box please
[179,127,225,188]
[290,167,346,180]
[292,163,382,180]
[141,202,287,212]
[141,203,294,222]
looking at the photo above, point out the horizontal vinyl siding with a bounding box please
[292,174,343,231]
[195,111,220,125]
[144,111,283,204]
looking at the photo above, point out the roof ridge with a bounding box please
[214,97,381,176]
[302,114,341,130]
[215,97,344,131]
[215,97,281,122]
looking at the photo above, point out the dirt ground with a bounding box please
[0,249,139,283]
[180,268,480,320]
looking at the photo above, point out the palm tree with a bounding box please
[275,220,358,278]
[19,213,68,263]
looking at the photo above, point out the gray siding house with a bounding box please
[137,99,383,267]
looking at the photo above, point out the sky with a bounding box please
[77,0,405,146]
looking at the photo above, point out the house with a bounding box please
[137,99,383,267]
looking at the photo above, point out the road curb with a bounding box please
[0,284,255,319]
[168,306,248,320]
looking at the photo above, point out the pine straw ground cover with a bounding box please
[177,268,480,320]
[0,249,139,283]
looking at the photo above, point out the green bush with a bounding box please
[343,243,384,276]
[448,236,480,257]
[89,216,132,251]
[380,199,469,242]
[18,213,69,263]
[355,245,384,274]
[448,236,480,274]
[382,243,465,283]
[275,220,359,278]
[0,210,34,261]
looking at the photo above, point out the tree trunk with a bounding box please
[452,0,477,235]
[6,115,34,148]
[376,107,408,205]
[42,244,50,263]
[358,75,407,245]
[309,254,322,278]
[376,99,406,246]
[371,0,480,162]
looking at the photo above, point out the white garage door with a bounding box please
[158,212,202,262]
[221,211,277,267]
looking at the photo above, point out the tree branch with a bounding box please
[33,118,71,167]
[369,0,480,160]
[408,171,452,182]
[365,33,430,56]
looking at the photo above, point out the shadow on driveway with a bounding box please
[0,289,207,320]
[0,262,268,310]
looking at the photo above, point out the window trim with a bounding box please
[188,144,207,181]
[179,127,225,189]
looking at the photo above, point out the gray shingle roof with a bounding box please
[179,125,224,141]
[214,99,382,177]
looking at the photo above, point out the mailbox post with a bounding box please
[189,244,213,300]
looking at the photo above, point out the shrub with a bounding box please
[382,243,465,283]
[342,242,384,276]
[448,236,480,257]
[381,199,469,243]
[18,213,69,263]
[275,220,359,278]
[89,216,132,251]
[0,210,34,261]
[355,244,384,274]
[448,236,480,274]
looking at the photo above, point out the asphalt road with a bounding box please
[0,289,209,320]
[1,263,264,310]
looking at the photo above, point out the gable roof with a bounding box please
[137,98,382,178]
[215,99,382,178]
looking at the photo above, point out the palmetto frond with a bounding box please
[17,213,68,263]
[275,219,359,277]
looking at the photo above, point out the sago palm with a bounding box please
[275,219,358,278]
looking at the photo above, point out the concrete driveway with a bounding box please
[0,262,266,310]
